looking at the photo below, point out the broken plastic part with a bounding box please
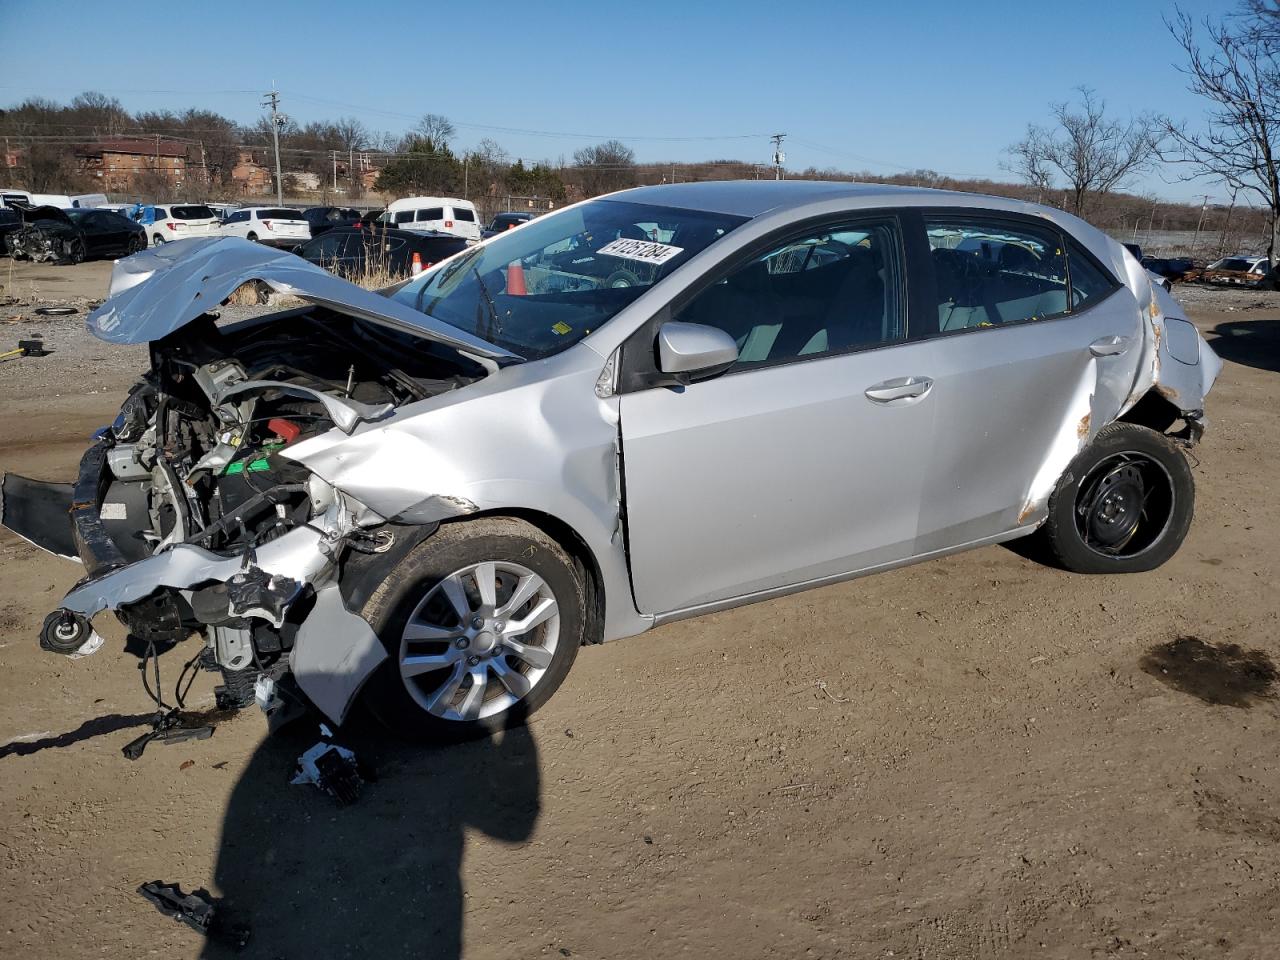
[136,881,250,949]
[291,741,364,805]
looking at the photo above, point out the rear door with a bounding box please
[909,211,1143,551]
[618,214,939,614]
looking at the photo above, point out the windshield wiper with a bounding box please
[473,266,503,341]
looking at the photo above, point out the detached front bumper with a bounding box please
[1,440,136,574]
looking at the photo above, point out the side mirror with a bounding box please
[657,321,738,379]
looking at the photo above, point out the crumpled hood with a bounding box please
[87,236,520,362]
[15,205,75,228]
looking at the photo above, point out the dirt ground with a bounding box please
[0,259,1277,960]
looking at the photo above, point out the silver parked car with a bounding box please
[2,181,1220,741]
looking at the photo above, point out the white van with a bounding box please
[384,196,481,242]
[29,193,109,209]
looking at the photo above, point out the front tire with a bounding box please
[362,517,584,741]
[1039,422,1194,574]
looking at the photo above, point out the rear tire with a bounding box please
[246,232,259,242]
[362,517,584,742]
[1039,422,1194,574]
[152,234,166,246]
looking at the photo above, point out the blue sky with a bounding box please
[0,0,1240,203]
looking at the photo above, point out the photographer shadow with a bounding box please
[201,718,541,959]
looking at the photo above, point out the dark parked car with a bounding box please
[482,211,535,238]
[4,205,145,263]
[0,207,22,251]
[293,226,467,279]
[1140,256,1197,282]
[303,206,362,236]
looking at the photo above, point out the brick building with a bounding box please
[232,149,272,194]
[76,139,190,192]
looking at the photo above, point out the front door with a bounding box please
[619,216,938,615]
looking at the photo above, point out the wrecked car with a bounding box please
[1,182,1221,742]
[1200,254,1276,290]
[4,204,146,263]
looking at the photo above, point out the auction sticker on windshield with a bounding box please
[597,238,684,266]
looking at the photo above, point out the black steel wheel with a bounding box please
[1038,422,1194,574]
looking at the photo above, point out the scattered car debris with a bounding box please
[121,712,215,761]
[292,736,366,805]
[136,881,250,950]
[33,306,78,316]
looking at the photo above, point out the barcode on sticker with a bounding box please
[596,238,683,266]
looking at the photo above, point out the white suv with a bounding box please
[217,207,311,248]
[384,196,482,242]
[141,204,221,246]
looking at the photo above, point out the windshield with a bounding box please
[390,199,745,359]
[1211,258,1251,271]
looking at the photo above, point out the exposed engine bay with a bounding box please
[1,237,509,735]
[4,204,81,264]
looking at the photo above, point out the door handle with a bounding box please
[864,376,934,403]
[1089,335,1133,357]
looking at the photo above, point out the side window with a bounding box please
[419,207,444,222]
[309,232,347,259]
[154,208,167,220]
[1067,244,1120,309]
[925,218,1068,332]
[676,219,904,368]
[394,210,415,225]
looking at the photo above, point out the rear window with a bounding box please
[258,208,303,220]
[171,205,214,220]
[451,207,476,223]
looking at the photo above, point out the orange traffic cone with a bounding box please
[507,261,527,296]
[411,251,423,275]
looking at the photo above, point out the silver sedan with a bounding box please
[3,181,1220,740]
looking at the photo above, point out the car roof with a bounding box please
[604,180,976,218]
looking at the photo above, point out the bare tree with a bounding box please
[413,113,455,146]
[1006,87,1162,215]
[572,139,637,197]
[1163,4,1280,265]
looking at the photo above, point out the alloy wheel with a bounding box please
[398,561,560,721]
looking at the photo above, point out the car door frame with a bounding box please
[613,207,949,617]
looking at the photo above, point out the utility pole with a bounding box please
[262,87,285,205]
[770,133,786,181]
[1217,189,1238,256]
[332,150,337,191]
[1190,194,1211,258]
